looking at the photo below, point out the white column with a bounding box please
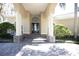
[14,9,23,43]
[46,4,57,43]
[16,11,22,36]
[74,3,78,39]
[47,13,55,42]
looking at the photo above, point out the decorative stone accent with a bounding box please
[13,35,23,43]
[47,35,55,43]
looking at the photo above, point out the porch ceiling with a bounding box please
[22,3,48,15]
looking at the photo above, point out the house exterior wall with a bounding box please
[40,13,47,34]
[5,3,58,36]
[13,3,57,36]
[14,4,31,35]
[5,3,79,36]
[22,12,31,34]
[40,3,57,35]
[2,3,79,38]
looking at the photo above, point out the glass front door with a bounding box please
[32,23,39,33]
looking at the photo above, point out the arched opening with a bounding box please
[31,16,40,34]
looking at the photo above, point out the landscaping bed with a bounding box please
[0,22,15,43]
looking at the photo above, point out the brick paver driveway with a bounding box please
[0,43,79,56]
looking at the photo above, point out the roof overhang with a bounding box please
[22,3,48,15]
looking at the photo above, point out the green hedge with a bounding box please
[0,22,15,39]
[54,24,72,39]
[0,33,13,39]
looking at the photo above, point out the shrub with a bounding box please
[0,33,13,39]
[54,24,72,39]
[0,22,15,39]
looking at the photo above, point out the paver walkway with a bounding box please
[0,34,79,56]
[0,43,79,56]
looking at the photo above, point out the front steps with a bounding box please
[22,34,47,43]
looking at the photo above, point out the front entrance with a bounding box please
[31,16,40,34]
[32,23,39,33]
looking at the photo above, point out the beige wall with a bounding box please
[22,12,31,34]
[40,3,57,35]
[5,3,79,36]
[54,18,79,35]
[14,4,31,35]
[13,3,57,35]
[40,13,47,34]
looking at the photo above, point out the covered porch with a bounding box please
[0,3,79,56]
[13,3,57,43]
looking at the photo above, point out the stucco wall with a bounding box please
[40,13,47,34]
[40,3,57,35]
[4,3,79,36]
[14,4,31,35]
[14,3,57,35]
[22,12,31,34]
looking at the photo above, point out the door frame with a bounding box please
[30,16,41,34]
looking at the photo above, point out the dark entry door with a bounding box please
[32,23,39,33]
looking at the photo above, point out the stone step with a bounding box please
[32,40,45,43]
[23,34,47,39]
[32,37,47,43]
